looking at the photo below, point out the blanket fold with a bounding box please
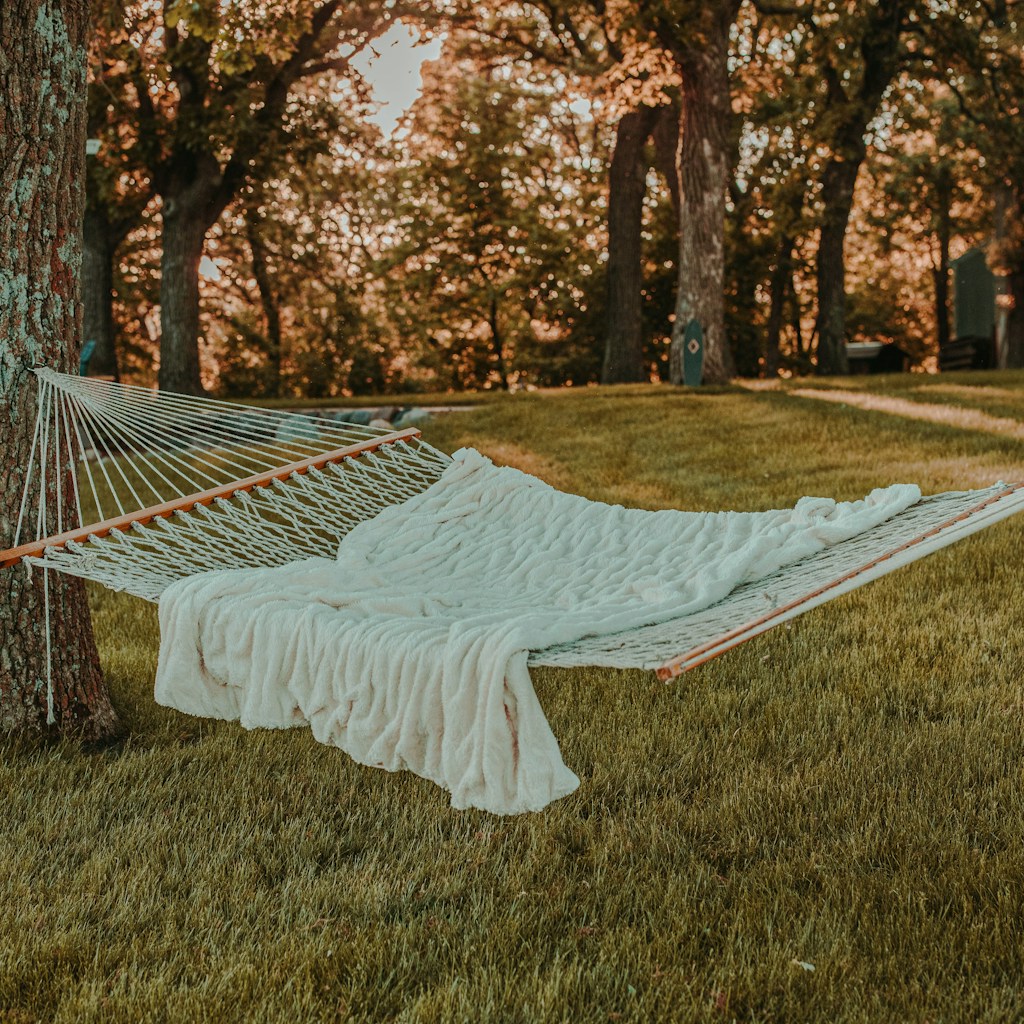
[155,448,920,814]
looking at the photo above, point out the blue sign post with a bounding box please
[682,319,704,387]
[79,339,97,377]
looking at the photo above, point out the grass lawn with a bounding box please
[3,372,1024,1023]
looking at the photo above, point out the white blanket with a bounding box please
[155,449,920,814]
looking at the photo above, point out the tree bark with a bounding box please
[812,2,907,375]
[248,218,283,397]
[668,34,737,385]
[81,101,149,383]
[651,100,681,219]
[932,162,952,352]
[157,157,221,395]
[488,294,510,390]
[765,234,795,377]
[793,284,807,358]
[82,205,120,379]
[814,156,860,375]
[0,0,121,742]
[157,212,206,394]
[602,105,660,384]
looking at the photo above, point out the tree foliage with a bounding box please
[85,0,1024,391]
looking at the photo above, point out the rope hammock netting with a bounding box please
[5,368,1024,812]
[4,369,450,599]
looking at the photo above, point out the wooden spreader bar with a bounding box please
[0,428,420,569]
[654,481,1024,681]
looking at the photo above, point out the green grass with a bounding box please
[4,376,1024,1023]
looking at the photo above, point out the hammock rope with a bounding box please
[4,367,1024,718]
[5,370,453,714]
[7,369,450,576]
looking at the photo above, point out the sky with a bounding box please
[351,22,445,138]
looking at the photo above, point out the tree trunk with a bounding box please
[82,205,120,379]
[765,234,795,377]
[602,106,660,384]
[933,182,952,353]
[157,155,222,395]
[248,218,283,397]
[794,286,808,360]
[158,194,208,394]
[488,294,510,390]
[0,0,121,742]
[814,156,861,375]
[652,100,681,218]
[669,40,737,385]
[811,3,906,376]
[993,187,1024,368]
[1005,268,1024,369]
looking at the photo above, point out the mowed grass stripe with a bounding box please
[2,380,1024,1023]
[790,388,1024,443]
[773,367,1024,425]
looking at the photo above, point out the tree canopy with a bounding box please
[83,0,1024,393]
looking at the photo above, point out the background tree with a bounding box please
[602,88,680,383]
[772,0,921,374]
[603,114,660,381]
[198,79,393,398]
[384,36,606,389]
[88,0,1024,390]
[1,0,121,741]
[91,0,398,393]
[857,84,986,360]
[447,0,681,385]
[938,0,1024,366]
[83,29,154,380]
[629,0,743,384]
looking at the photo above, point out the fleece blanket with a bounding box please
[155,448,920,814]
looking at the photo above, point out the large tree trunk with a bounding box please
[0,0,121,742]
[669,37,737,385]
[158,197,208,394]
[157,156,222,395]
[602,106,660,384]
[82,205,120,379]
[814,156,861,375]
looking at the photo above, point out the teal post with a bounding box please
[79,339,96,376]
[682,319,704,387]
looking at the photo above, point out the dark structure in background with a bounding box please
[939,247,1009,371]
[844,341,912,374]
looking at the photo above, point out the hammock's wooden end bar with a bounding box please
[655,481,1024,682]
[0,428,421,569]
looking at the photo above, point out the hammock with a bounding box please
[5,369,1024,811]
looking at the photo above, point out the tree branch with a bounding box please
[210,0,353,220]
[297,53,355,79]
